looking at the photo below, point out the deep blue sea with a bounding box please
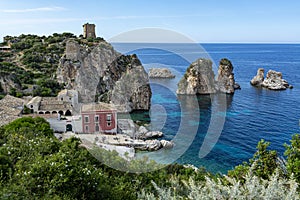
[112,43,300,174]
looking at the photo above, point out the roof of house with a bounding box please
[81,102,116,113]
[27,96,42,105]
[0,95,24,126]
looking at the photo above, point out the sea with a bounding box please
[112,43,300,174]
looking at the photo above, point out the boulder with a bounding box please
[145,140,162,151]
[216,58,240,94]
[148,68,175,78]
[177,58,216,94]
[250,68,265,86]
[135,126,164,139]
[117,119,136,136]
[57,40,151,112]
[160,140,174,149]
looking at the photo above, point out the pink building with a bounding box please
[81,103,117,134]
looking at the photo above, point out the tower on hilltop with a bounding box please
[83,23,96,39]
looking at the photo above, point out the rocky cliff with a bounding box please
[56,40,151,112]
[177,58,216,94]
[251,68,293,90]
[0,74,21,94]
[216,58,240,94]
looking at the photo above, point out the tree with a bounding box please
[284,134,300,183]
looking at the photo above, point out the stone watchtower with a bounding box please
[83,23,96,39]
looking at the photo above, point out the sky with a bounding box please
[0,0,300,43]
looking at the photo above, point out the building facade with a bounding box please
[83,23,96,39]
[81,103,117,134]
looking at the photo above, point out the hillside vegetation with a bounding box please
[0,117,299,199]
[0,33,104,98]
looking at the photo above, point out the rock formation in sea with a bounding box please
[56,39,151,112]
[177,58,240,95]
[250,68,293,90]
[148,68,175,78]
[216,58,240,94]
[176,58,216,94]
[250,68,265,87]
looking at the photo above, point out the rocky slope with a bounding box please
[57,39,151,112]
[251,68,293,90]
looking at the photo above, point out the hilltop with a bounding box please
[0,33,105,99]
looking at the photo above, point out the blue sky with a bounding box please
[0,0,300,43]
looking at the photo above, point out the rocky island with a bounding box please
[148,68,175,78]
[177,58,240,94]
[251,68,293,90]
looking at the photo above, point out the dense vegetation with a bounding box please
[0,33,104,98]
[0,117,299,199]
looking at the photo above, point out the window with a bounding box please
[61,98,63,101]
[107,122,111,127]
[85,125,89,132]
[94,115,99,123]
[106,114,112,122]
[84,116,89,123]
[95,124,100,132]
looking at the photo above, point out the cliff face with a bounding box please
[56,40,151,112]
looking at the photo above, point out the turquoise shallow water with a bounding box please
[113,43,300,174]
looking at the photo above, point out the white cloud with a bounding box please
[1,6,65,13]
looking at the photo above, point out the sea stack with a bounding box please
[176,58,216,94]
[216,58,240,94]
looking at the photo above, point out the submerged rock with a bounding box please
[148,68,175,78]
[250,68,293,90]
[177,58,216,94]
[216,58,240,94]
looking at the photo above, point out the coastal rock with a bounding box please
[177,58,216,94]
[250,68,265,86]
[148,68,175,78]
[135,126,164,139]
[261,70,292,90]
[145,140,162,151]
[216,58,240,94]
[250,68,292,90]
[57,39,151,112]
[160,140,174,149]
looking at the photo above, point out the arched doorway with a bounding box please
[65,110,72,116]
[52,111,57,115]
[38,111,44,115]
[45,111,50,115]
[66,124,72,132]
[58,110,64,116]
